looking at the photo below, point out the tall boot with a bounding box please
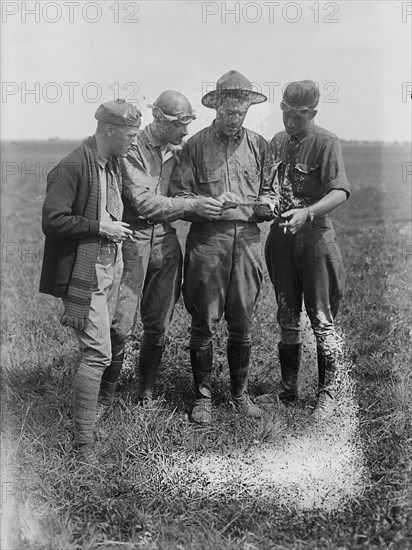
[278,342,301,403]
[137,342,164,402]
[311,347,337,421]
[190,344,212,425]
[98,349,124,407]
[227,343,262,419]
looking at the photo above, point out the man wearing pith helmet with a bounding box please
[110,90,223,405]
[39,99,141,460]
[170,70,279,426]
[259,80,351,420]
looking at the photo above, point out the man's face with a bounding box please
[282,110,316,136]
[156,119,191,146]
[215,97,251,137]
[108,124,140,156]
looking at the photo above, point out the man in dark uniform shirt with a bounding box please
[259,80,350,420]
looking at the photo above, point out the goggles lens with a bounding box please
[280,100,313,117]
[176,113,196,124]
[148,104,196,124]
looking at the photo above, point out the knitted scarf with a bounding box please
[60,137,101,330]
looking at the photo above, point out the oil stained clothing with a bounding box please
[261,123,351,354]
[170,123,278,348]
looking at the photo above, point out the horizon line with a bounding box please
[1,138,411,146]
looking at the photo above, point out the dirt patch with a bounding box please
[188,317,368,511]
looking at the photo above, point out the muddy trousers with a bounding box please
[265,216,345,390]
[110,222,182,397]
[183,221,263,348]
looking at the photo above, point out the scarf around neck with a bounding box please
[60,136,102,330]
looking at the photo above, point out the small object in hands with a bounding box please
[222,201,258,210]
[306,206,315,223]
[222,201,238,210]
[282,214,292,233]
[253,202,275,222]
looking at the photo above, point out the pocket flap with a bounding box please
[199,165,220,183]
[295,163,318,174]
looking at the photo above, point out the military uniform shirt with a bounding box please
[121,125,193,223]
[170,122,276,221]
[262,122,350,214]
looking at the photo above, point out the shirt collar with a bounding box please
[144,124,173,154]
[212,121,244,144]
[97,151,108,170]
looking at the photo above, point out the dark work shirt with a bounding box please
[261,122,350,214]
[170,122,278,222]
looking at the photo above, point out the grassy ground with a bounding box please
[1,141,411,549]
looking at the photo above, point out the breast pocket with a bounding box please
[294,163,319,198]
[243,163,260,186]
[198,164,222,195]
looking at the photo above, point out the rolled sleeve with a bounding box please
[321,138,351,198]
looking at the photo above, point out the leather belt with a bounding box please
[130,219,165,228]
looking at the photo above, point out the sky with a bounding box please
[1,0,411,142]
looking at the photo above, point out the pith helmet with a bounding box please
[201,70,267,109]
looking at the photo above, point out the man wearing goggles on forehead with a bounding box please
[109,90,223,406]
[280,99,314,117]
[147,104,196,125]
[258,80,351,421]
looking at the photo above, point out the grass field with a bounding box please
[1,140,411,549]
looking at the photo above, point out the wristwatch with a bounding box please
[305,207,315,223]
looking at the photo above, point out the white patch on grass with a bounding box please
[190,314,368,511]
[1,435,43,548]
[0,451,20,549]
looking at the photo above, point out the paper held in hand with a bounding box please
[222,201,258,210]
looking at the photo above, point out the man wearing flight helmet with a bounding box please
[259,80,350,420]
[108,91,223,406]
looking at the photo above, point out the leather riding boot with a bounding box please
[190,344,213,425]
[137,343,164,402]
[227,343,262,419]
[311,347,337,421]
[98,350,125,406]
[278,342,301,403]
